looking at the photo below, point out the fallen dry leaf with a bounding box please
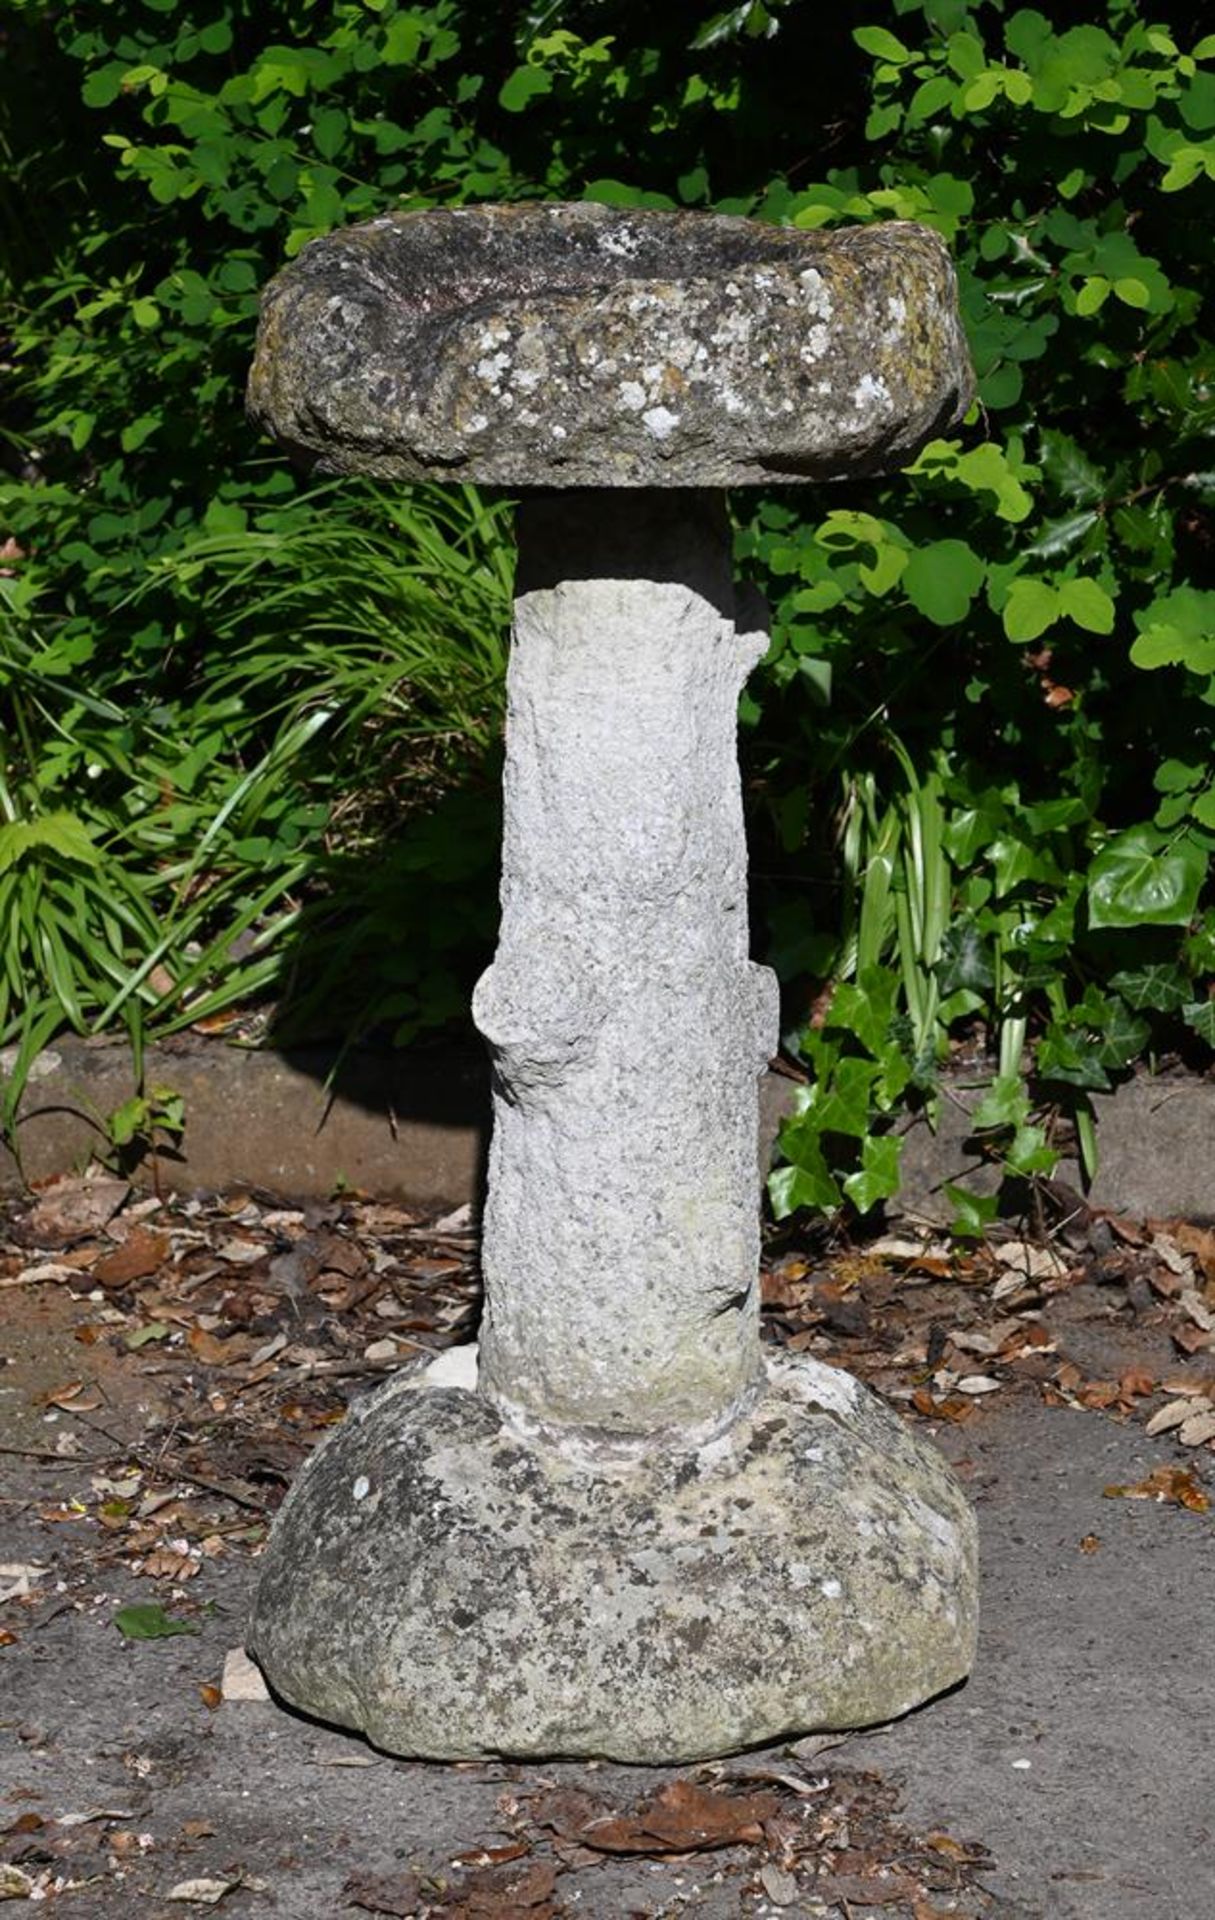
[58,1807,136,1829]
[948,1328,1000,1356]
[93,1226,170,1291]
[758,1861,799,1905]
[458,1857,557,1915]
[2,1813,43,1836]
[166,1876,239,1905]
[1161,1220,1215,1281]
[1172,1324,1214,1357]
[1119,1367,1156,1400]
[35,1378,97,1411]
[911,1389,975,1424]
[38,1501,88,1523]
[140,1548,201,1582]
[198,1683,222,1710]
[187,1327,251,1367]
[994,1240,1070,1282]
[577,1778,779,1855]
[24,1172,129,1246]
[1149,1232,1190,1278]
[450,1846,530,1870]
[343,1871,426,1917]
[1145,1399,1199,1437]
[1079,1534,1102,1554]
[0,1261,82,1292]
[924,1829,988,1864]
[1179,1407,1215,1447]
[1103,1465,1210,1512]
[1180,1289,1215,1332]
[1161,1372,1215,1396]
[1106,1213,1149,1247]
[1077,1380,1121,1411]
[0,1563,49,1603]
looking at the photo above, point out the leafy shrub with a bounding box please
[1,0,1212,1214]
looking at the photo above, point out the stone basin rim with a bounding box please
[248,202,976,490]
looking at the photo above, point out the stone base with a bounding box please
[248,1349,977,1764]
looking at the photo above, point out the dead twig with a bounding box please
[0,1442,106,1466]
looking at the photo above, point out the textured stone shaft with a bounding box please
[474,491,778,1435]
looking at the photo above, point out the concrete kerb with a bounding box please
[3,1034,1210,1224]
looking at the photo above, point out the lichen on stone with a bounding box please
[248,202,974,489]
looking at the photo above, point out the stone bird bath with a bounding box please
[245,202,978,1763]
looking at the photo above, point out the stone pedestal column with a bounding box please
[476,491,777,1435]
[244,200,980,1763]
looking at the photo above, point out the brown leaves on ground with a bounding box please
[1102,1464,1211,1512]
[0,1180,489,1661]
[762,1205,1215,1483]
[346,1859,558,1920]
[529,1777,779,1856]
[21,1171,130,1247]
[91,1225,171,1291]
[343,1768,993,1918]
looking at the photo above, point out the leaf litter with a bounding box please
[343,1766,995,1917]
[2,1167,1212,1913]
[762,1190,1215,1489]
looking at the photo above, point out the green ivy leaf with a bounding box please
[825,968,900,1057]
[813,1056,882,1137]
[936,919,995,995]
[1087,827,1207,929]
[768,1148,841,1219]
[842,1133,902,1213]
[1001,1124,1056,1177]
[972,1074,1030,1131]
[1183,1000,1215,1047]
[945,1183,999,1242]
[1108,965,1191,1013]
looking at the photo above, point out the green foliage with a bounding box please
[748,0,1215,1219]
[107,1084,185,1152]
[114,1602,198,1640]
[1,0,1212,1216]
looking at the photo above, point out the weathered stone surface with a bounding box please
[249,1345,977,1764]
[248,202,973,487]
[474,492,776,1436]
[246,205,979,1763]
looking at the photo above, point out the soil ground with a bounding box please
[2,1176,1213,1918]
